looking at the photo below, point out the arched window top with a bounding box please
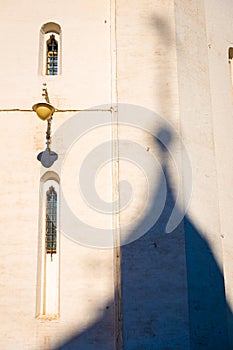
[41,22,61,35]
[40,171,60,184]
[46,186,57,202]
[47,34,58,49]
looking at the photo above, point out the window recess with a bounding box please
[39,22,61,76]
[36,177,60,319]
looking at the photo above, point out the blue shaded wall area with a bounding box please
[185,219,228,349]
[120,131,229,349]
[55,130,230,350]
[120,182,229,349]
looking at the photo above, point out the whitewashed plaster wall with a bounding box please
[115,1,190,348]
[0,0,112,110]
[175,0,231,348]
[0,0,233,349]
[0,1,116,349]
[204,0,233,347]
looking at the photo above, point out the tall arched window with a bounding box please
[39,22,61,76]
[36,173,60,319]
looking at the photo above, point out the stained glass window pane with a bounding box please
[46,186,57,254]
[46,35,58,75]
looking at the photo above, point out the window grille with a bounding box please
[46,186,57,256]
[46,35,58,75]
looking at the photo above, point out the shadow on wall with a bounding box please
[53,127,231,350]
[53,12,232,350]
[120,128,230,350]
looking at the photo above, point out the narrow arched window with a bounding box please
[39,22,61,76]
[46,186,57,255]
[36,175,60,319]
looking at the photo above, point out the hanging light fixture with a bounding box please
[32,84,58,168]
[32,102,55,121]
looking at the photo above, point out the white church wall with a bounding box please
[0,0,233,349]
[0,0,116,349]
[116,0,190,348]
[175,0,229,348]
[204,0,233,347]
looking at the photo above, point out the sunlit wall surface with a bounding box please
[0,1,233,349]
